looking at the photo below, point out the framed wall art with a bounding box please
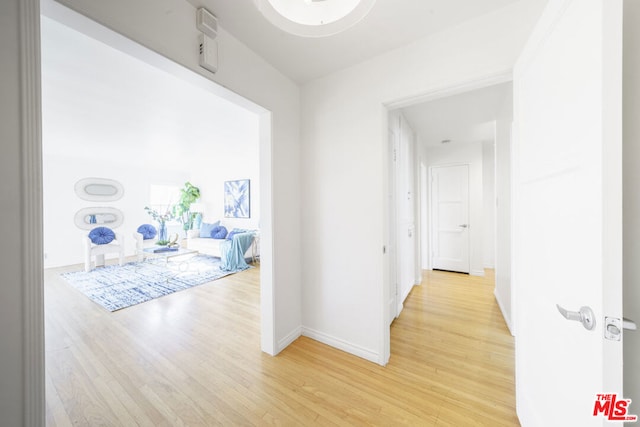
[224,179,250,218]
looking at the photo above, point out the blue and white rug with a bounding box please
[61,255,250,312]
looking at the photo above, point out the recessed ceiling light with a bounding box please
[254,0,377,37]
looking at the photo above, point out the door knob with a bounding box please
[459,224,468,228]
[556,304,596,331]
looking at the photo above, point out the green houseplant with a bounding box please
[173,182,201,236]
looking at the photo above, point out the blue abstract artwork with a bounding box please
[224,179,250,218]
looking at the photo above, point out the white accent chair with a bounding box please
[133,231,158,262]
[83,233,125,272]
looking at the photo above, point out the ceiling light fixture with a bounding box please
[254,0,376,37]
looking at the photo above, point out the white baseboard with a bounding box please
[302,327,380,364]
[277,326,302,353]
[494,288,514,336]
[470,269,485,277]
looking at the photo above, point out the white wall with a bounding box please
[482,140,496,269]
[43,155,188,267]
[45,0,301,357]
[190,135,261,232]
[494,85,514,334]
[426,142,485,277]
[300,0,546,364]
[623,0,640,408]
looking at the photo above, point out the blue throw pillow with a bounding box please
[211,225,228,239]
[89,227,116,245]
[199,221,220,238]
[136,224,157,240]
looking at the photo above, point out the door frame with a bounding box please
[382,71,512,365]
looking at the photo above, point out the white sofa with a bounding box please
[186,229,257,259]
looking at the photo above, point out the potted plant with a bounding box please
[173,182,201,236]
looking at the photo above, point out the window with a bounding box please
[148,184,181,222]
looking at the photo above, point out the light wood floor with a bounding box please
[45,265,518,426]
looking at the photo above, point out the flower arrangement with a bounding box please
[144,206,173,244]
[144,206,173,223]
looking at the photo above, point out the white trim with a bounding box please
[470,269,485,277]
[494,288,514,336]
[384,71,513,110]
[277,326,302,353]
[302,327,380,364]
[21,0,45,424]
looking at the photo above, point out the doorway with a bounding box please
[387,80,514,337]
[40,0,276,400]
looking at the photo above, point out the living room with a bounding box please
[41,14,261,270]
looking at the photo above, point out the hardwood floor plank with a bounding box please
[45,263,517,426]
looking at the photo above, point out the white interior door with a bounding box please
[513,0,624,425]
[431,164,470,273]
[388,128,398,325]
[398,116,416,305]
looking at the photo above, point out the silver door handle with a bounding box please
[459,224,468,228]
[624,317,637,331]
[556,304,596,330]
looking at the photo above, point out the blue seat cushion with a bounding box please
[136,224,157,240]
[199,221,220,238]
[89,227,116,245]
[211,225,228,239]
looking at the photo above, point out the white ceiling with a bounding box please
[40,15,258,168]
[401,82,512,147]
[187,0,524,83]
[41,2,516,162]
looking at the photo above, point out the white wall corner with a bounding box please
[494,287,514,336]
[301,327,380,365]
[277,325,302,353]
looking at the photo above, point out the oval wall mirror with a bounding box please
[74,177,124,202]
[74,207,124,230]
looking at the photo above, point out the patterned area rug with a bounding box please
[61,255,250,312]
